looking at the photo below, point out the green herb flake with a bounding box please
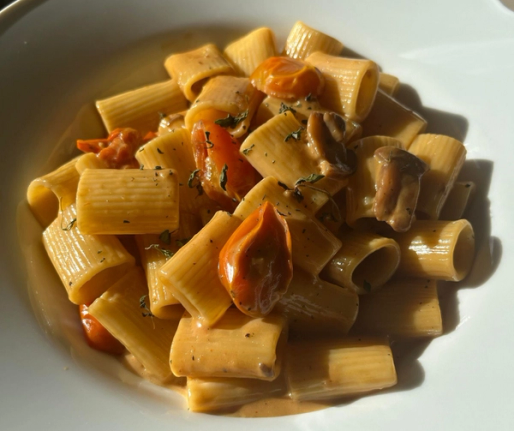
[278,103,297,115]
[145,244,174,259]
[214,110,248,128]
[295,174,325,186]
[157,148,164,154]
[205,131,214,148]
[139,294,155,318]
[242,144,254,155]
[175,238,191,248]
[158,112,167,120]
[154,166,162,170]
[61,218,77,231]
[123,220,130,224]
[220,163,228,191]
[284,127,304,142]
[188,169,200,188]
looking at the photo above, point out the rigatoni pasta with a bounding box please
[26,20,483,418]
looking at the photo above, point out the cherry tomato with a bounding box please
[79,304,125,355]
[250,56,324,100]
[191,120,259,211]
[218,201,293,317]
[76,128,143,169]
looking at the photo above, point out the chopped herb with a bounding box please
[157,148,164,154]
[220,164,228,191]
[139,295,155,318]
[295,174,325,186]
[97,250,102,254]
[293,188,304,202]
[284,127,304,142]
[242,144,254,155]
[145,244,174,259]
[295,101,302,107]
[139,164,144,170]
[214,110,248,128]
[61,218,77,231]
[138,147,145,152]
[278,103,297,115]
[159,229,172,245]
[277,181,292,191]
[158,112,166,120]
[123,220,130,223]
[205,131,214,148]
[305,93,316,102]
[363,280,372,293]
[188,169,200,188]
[100,258,105,263]
[154,166,162,170]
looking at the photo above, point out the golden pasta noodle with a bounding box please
[378,72,400,96]
[352,278,443,338]
[170,309,287,381]
[74,153,108,174]
[305,52,379,122]
[275,268,358,336]
[42,204,135,304]
[391,219,475,281]
[76,168,179,235]
[158,211,238,325]
[164,44,235,102]
[224,27,277,76]
[95,80,188,134]
[361,90,427,148]
[286,338,397,401]
[27,157,80,227]
[409,133,467,220]
[284,21,343,60]
[89,267,181,381]
[185,75,264,138]
[321,229,401,294]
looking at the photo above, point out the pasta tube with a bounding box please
[42,204,135,304]
[158,211,238,325]
[95,80,188,134]
[345,136,402,227]
[378,72,400,96]
[164,44,234,102]
[409,134,466,220]
[305,52,379,122]
[76,168,179,235]
[284,21,343,60]
[135,126,215,216]
[234,177,342,275]
[286,338,397,401]
[27,157,80,227]
[74,153,108,174]
[392,219,475,281]
[89,267,181,381]
[439,181,476,220]
[361,90,427,148]
[187,375,286,412]
[321,230,401,294]
[224,27,277,76]
[170,309,287,381]
[352,278,442,338]
[275,268,358,336]
[185,76,264,138]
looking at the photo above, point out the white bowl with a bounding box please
[1,0,514,429]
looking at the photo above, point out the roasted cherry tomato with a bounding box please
[191,120,259,211]
[77,128,143,169]
[79,304,125,355]
[218,201,293,317]
[250,56,324,100]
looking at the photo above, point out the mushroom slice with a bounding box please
[373,146,429,232]
[306,112,356,179]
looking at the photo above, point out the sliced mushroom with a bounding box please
[158,113,186,135]
[306,112,357,179]
[373,146,429,232]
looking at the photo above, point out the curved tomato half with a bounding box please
[250,56,324,100]
[191,120,259,211]
[79,304,125,355]
[77,128,143,169]
[218,201,293,317]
